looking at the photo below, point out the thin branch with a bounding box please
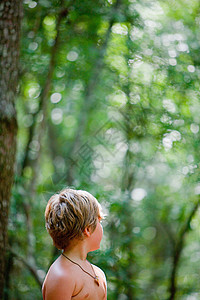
[65,0,122,184]
[20,3,69,264]
[168,197,200,300]
[11,4,69,293]
[20,4,69,175]
[160,222,175,247]
[9,249,43,288]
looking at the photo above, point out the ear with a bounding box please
[83,226,92,237]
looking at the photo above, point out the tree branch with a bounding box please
[18,2,69,268]
[65,0,122,184]
[9,249,43,288]
[168,197,200,300]
[20,4,69,175]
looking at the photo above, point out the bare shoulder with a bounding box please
[42,257,76,300]
[92,264,107,299]
[92,264,107,286]
[92,264,106,278]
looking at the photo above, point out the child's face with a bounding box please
[89,218,103,252]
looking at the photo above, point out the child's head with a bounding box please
[45,188,103,250]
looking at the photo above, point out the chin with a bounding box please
[90,244,100,252]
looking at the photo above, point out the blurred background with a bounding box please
[4,0,200,299]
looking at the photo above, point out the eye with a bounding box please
[99,218,104,225]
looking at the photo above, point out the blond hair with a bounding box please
[45,188,102,250]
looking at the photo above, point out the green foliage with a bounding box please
[6,0,200,299]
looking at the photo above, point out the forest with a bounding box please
[0,0,200,299]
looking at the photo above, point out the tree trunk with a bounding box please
[0,0,22,297]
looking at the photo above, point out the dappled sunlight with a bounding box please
[2,0,200,299]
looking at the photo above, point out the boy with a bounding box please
[42,188,107,300]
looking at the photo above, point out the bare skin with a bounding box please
[42,219,107,300]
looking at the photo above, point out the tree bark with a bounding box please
[0,0,22,297]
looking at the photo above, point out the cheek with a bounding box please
[97,223,103,242]
[99,224,103,239]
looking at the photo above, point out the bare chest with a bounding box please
[72,274,106,300]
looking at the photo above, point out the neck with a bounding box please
[63,240,89,262]
[61,251,100,286]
